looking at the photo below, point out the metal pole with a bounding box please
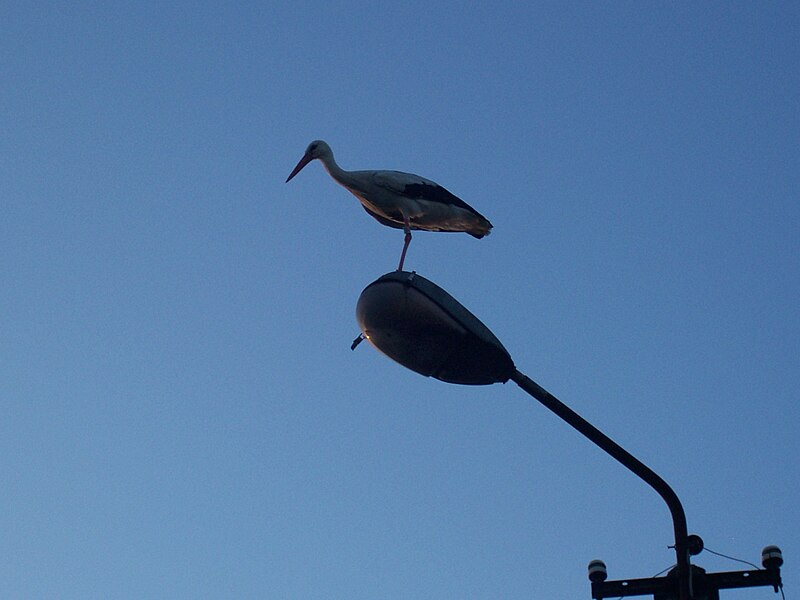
[510,369,691,600]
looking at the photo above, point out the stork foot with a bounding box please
[351,333,365,350]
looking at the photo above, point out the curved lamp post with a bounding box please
[355,270,693,600]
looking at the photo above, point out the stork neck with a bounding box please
[319,154,356,187]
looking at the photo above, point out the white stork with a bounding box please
[285,140,492,271]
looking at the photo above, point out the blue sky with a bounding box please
[2,2,798,598]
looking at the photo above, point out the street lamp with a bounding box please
[355,270,782,600]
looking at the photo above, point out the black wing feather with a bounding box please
[402,182,487,220]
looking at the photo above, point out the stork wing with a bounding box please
[372,170,485,218]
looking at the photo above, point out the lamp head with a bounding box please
[356,271,514,385]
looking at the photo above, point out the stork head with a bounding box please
[286,140,333,182]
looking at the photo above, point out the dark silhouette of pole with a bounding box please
[510,369,691,600]
[356,271,694,599]
[357,271,784,600]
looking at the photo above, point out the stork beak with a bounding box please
[286,153,313,183]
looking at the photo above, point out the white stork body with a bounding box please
[286,140,492,270]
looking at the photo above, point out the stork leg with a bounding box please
[397,217,412,271]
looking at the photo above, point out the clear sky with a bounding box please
[2,2,798,598]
